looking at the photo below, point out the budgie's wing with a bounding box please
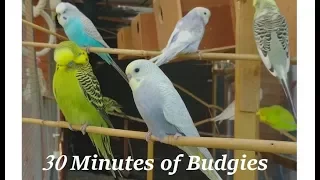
[76,66,114,128]
[253,15,277,76]
[149,26,181,63]
[80,16,110,48]
[164,19,184,50]
[153,31,196,66]
[102,96,123,114]
[274,14,290,72]
[160,83,200,137]
[253,16,275,76]
[253,13,290,76]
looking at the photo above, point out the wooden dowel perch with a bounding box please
[21,19,297,63]
[22,118,297,154]
[173,83,224,111]
[22,41,297,64]
[22,20,68,40]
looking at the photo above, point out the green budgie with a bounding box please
[125,59,222,180]
[253,0,297,120]
[257,105,296,132]
[52,41,122,178]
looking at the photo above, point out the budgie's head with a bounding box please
[54,41,88,67]
[256,107,269,122]
[56,2,79,27]
[257,105,282,122]
[125,59,161,91]
[191,7,211,25]
[253,0,277,8]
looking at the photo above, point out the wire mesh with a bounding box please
[22,0,58,179]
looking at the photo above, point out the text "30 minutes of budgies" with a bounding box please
[42,153,268,175]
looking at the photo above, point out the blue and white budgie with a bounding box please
[149,7,211,66]
[126,59,222,180]
[55,2,128,83]
[253,0,296,120]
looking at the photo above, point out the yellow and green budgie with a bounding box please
[256,105,297,132]
[52,41,123,178]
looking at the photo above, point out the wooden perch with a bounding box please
[23,118,297,154]
[22,41,297,64]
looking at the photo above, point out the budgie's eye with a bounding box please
[134,68,140,73]
[204,12,207,15]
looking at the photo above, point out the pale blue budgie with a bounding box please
[149,7,211,66]
[55,2,128,83]
[126,59,222,180]
[253,0,296,120]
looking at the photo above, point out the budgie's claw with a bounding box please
[80,123,89,135]
[85,47,90,54]
[173,133,182,140]
[145,131,152,142]
[67,123,75,131]
[197,50,203,60]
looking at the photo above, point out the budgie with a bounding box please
[149,7,211,66]
[213,88,264,124]
[253,0,296,120]
[55,2,128,83]
[52,41,122,178]
[256,105,296,132]
[125,59,222,180]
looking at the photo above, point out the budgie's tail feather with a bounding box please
[280,78,297,121]
[97,53,129,83]
[152,45,188,66]
[88,133,123,178]
[179,146,222,180]
[111,61,129,83]
[212,114,224,124]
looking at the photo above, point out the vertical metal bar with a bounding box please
[211,64,217,159]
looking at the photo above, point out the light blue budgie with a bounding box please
[149,7,211,66]
[55,2,128,83]
[126,59,222,180]
[253,0,296,120]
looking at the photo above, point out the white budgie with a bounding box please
[125,59,222,180]
[253,0,296,120]
[149,7,211,66]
